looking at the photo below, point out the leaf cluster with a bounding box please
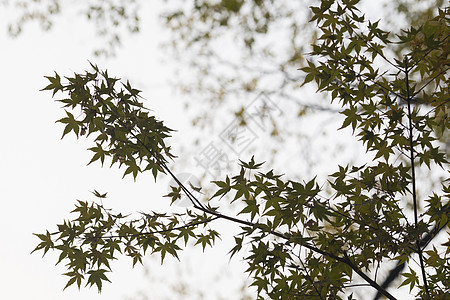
[32,192,220,292]
[42,63,175,181]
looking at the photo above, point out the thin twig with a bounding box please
[413,66,450,98]
[404,57,430,298]
[94,216,220,240]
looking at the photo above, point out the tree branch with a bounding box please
[404,57,430,298]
